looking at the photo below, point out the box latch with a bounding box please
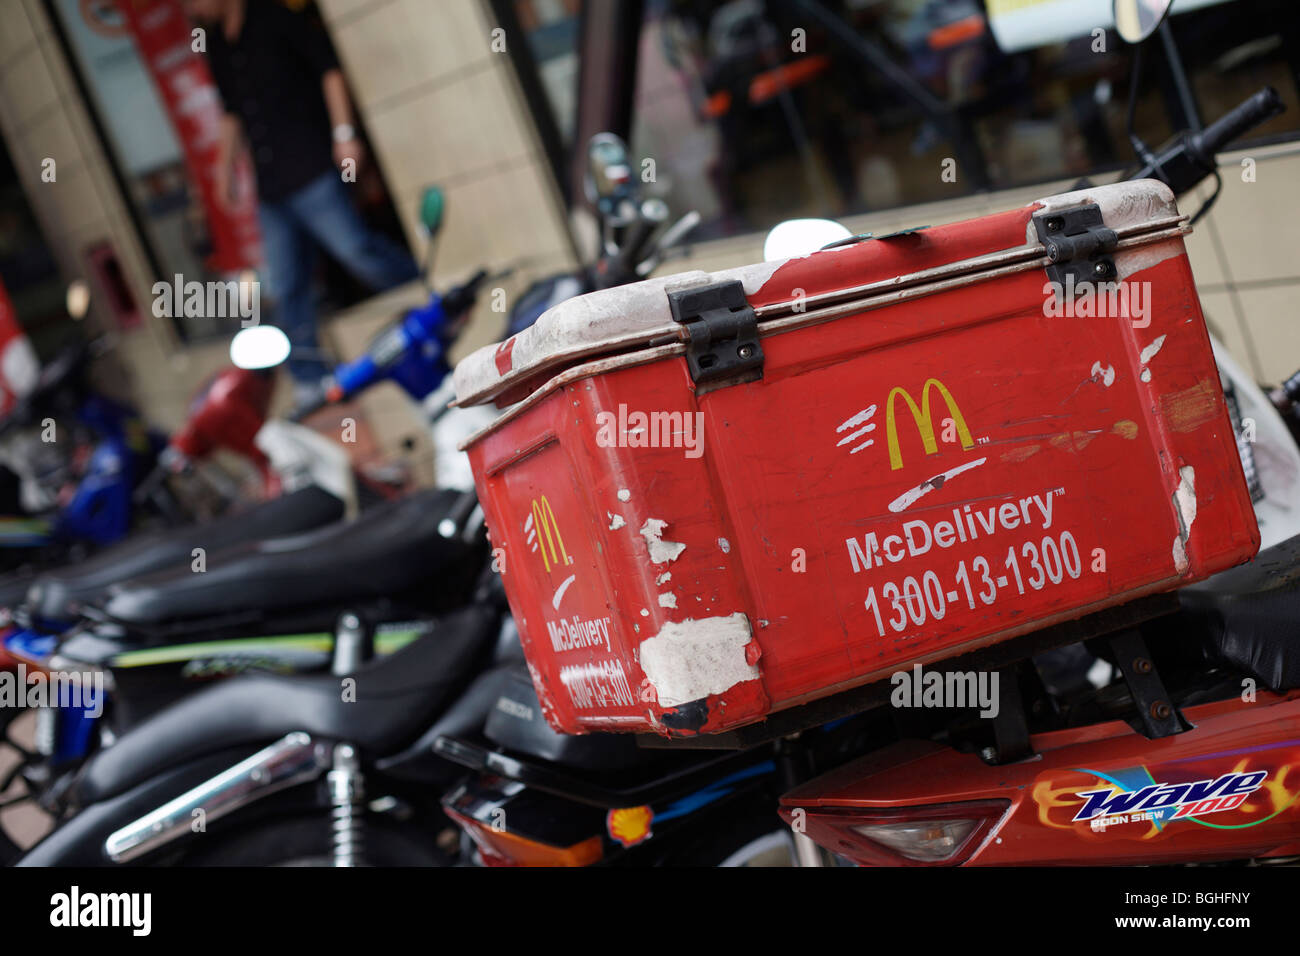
[667,280,763,389]
[1033,202,1119,294]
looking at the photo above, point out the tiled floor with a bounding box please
[0,711,53,853]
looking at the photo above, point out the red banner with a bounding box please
[0,279,39,418]
[115,0,262,272]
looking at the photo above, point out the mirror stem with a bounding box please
[1125,44,1158,170]
[1157,20,1202,133]
[422,235,437,293]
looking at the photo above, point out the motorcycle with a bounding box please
[17,1,1298,867]
[0,190,495,842]
[772,0,1300,867]
[430,1,1300,866]
[6,137,721,867]
[0,337,172,574]
[0,354,360,619]
[0,180,477,627]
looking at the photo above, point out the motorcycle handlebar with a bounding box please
[1192,86,1284,160]
[1130,86,1284,197]
[442,269,490,318]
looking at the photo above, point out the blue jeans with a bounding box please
[258,170,419,383]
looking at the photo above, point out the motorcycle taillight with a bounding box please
[780,800,1008,867]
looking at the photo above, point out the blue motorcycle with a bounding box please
[0,339,172,575]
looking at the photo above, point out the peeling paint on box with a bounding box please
[1171,465,1197,574]
[1090,361,1115,387]
[656,571,672,585]
[1174,465,1197,537]
[608,513,626,530]
[658,593,678,608]
[617,489,631,502]
[638,613,759,707]
[640,518,686,564]
[718,537,731,554]
[1140,334,1167,382]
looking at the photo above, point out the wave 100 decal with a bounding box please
[1031,754,1300,839]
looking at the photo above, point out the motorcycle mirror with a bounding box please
[1113,0,1173,45]
[65,279,91,320]
[763,218,853,261]
[586,132,632,207]
[230,324,291,370]
[419,186,445,235]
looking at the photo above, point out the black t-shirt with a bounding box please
[205,1,339,202]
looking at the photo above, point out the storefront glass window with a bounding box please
[48,0,211,322]
[508,0,1300,239]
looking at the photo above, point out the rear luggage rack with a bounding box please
[432,734,764,809]
[636,593,1181,750]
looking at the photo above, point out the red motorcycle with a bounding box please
[777,0,1300,867]
[780,551,1300,865]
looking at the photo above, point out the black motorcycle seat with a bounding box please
[100,488,474,626]
[77,603,499,803]
[1180,533,1300,691]
[22,486,345,623]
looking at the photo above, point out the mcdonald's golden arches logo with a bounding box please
[525,495,572,572]
[885,378,974,471]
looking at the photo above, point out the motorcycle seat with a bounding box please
[21,486,345,624]
[1180,533,1300,691]
[99,488,476,626]
[76,603,499,803]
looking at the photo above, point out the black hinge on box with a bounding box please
[667,280,763,389]
[1033,202,1119,294]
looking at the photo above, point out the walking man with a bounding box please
[187,0,418,388]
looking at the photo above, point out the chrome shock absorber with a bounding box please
[327,743,364,867]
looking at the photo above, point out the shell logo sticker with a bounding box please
[607,806,653,848]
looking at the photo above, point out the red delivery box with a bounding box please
[452,180,1259,738]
